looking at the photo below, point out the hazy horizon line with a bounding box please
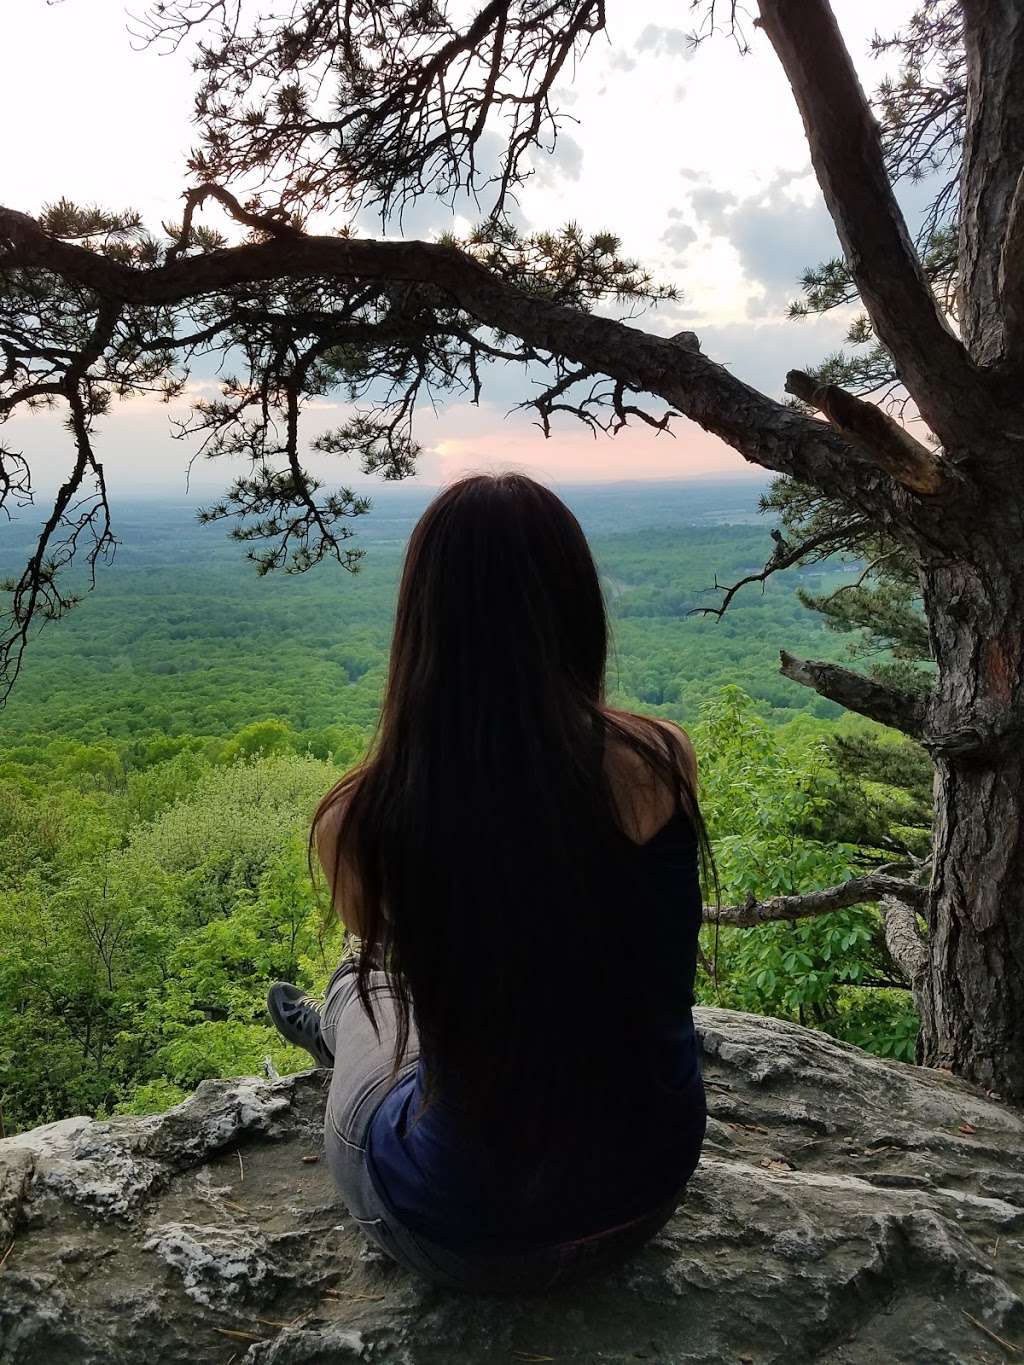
[22,468,771,505]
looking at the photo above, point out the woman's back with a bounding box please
[298,474,712,1273]
[360,713,707,1252]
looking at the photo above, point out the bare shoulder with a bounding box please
[648,716,698,780]
[314,782,367,935]
[314,785,350,877]
[601,710,698,842]
[606,710,697,780]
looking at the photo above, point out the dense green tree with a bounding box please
[0,494,923,1130]
[695,688,918,1059]
[0,747,345,1129]
[0,681,922,1132]
[756,479,934,869]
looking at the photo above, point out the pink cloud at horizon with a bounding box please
[411,403,754,486]
[8,388,759,500]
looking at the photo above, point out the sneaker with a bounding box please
[266,983,335,1069]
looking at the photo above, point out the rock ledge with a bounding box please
[1,1008,1022,1364]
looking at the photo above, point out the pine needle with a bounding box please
[213,1327,266,1343]
[962,1310,1020,1353]
[323,1289,384,1302]
[0,1242,13,1274]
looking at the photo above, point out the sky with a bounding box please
[1,0,920,497]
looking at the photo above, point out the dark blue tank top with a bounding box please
[365,805,706,1252]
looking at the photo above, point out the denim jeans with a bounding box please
[321,956,694,1295]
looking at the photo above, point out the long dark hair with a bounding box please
[310,472,715,1157]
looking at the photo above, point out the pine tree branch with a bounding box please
[784,370,947,496]
[778,641,1021,759]
[779,649,928,737]
[137,0,605,220]
[0,203,911,508]
[691,519,872,620]
[879,894,930,995]
[880,893,931,1022]
[707,873,926,928]
[803,549,902,613]
[756,0,981,445]
[167,184,301,262]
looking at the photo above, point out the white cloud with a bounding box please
[635,25,696,58]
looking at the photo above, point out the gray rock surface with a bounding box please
[1,1008,1021,1364]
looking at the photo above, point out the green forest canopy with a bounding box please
[0,484,925,1134]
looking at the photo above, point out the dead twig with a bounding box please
[962,1310,1020,1354]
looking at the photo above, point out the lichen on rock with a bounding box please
[1,1008,1021,1364]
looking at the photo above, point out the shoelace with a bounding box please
[281,994,334,1063]
[283,995,323,1030]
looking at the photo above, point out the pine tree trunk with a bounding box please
[917,0,1024,1102]
[920,554,1024,1099]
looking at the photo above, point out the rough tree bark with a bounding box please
[919,523,1024,1094]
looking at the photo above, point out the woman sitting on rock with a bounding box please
[267,471,713,1295]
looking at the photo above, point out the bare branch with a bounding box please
[691,518,872,620]
[0,375,118,700]
[807,548,902,614]
[784,370,948,496]
[781,641,1023,757]
[779,649,928,737]
[166,183,301,262]
[879,894,929,996]
[778,654,1024,756]
[707,873,927,928]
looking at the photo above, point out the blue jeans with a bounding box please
[321,957,693,1295]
